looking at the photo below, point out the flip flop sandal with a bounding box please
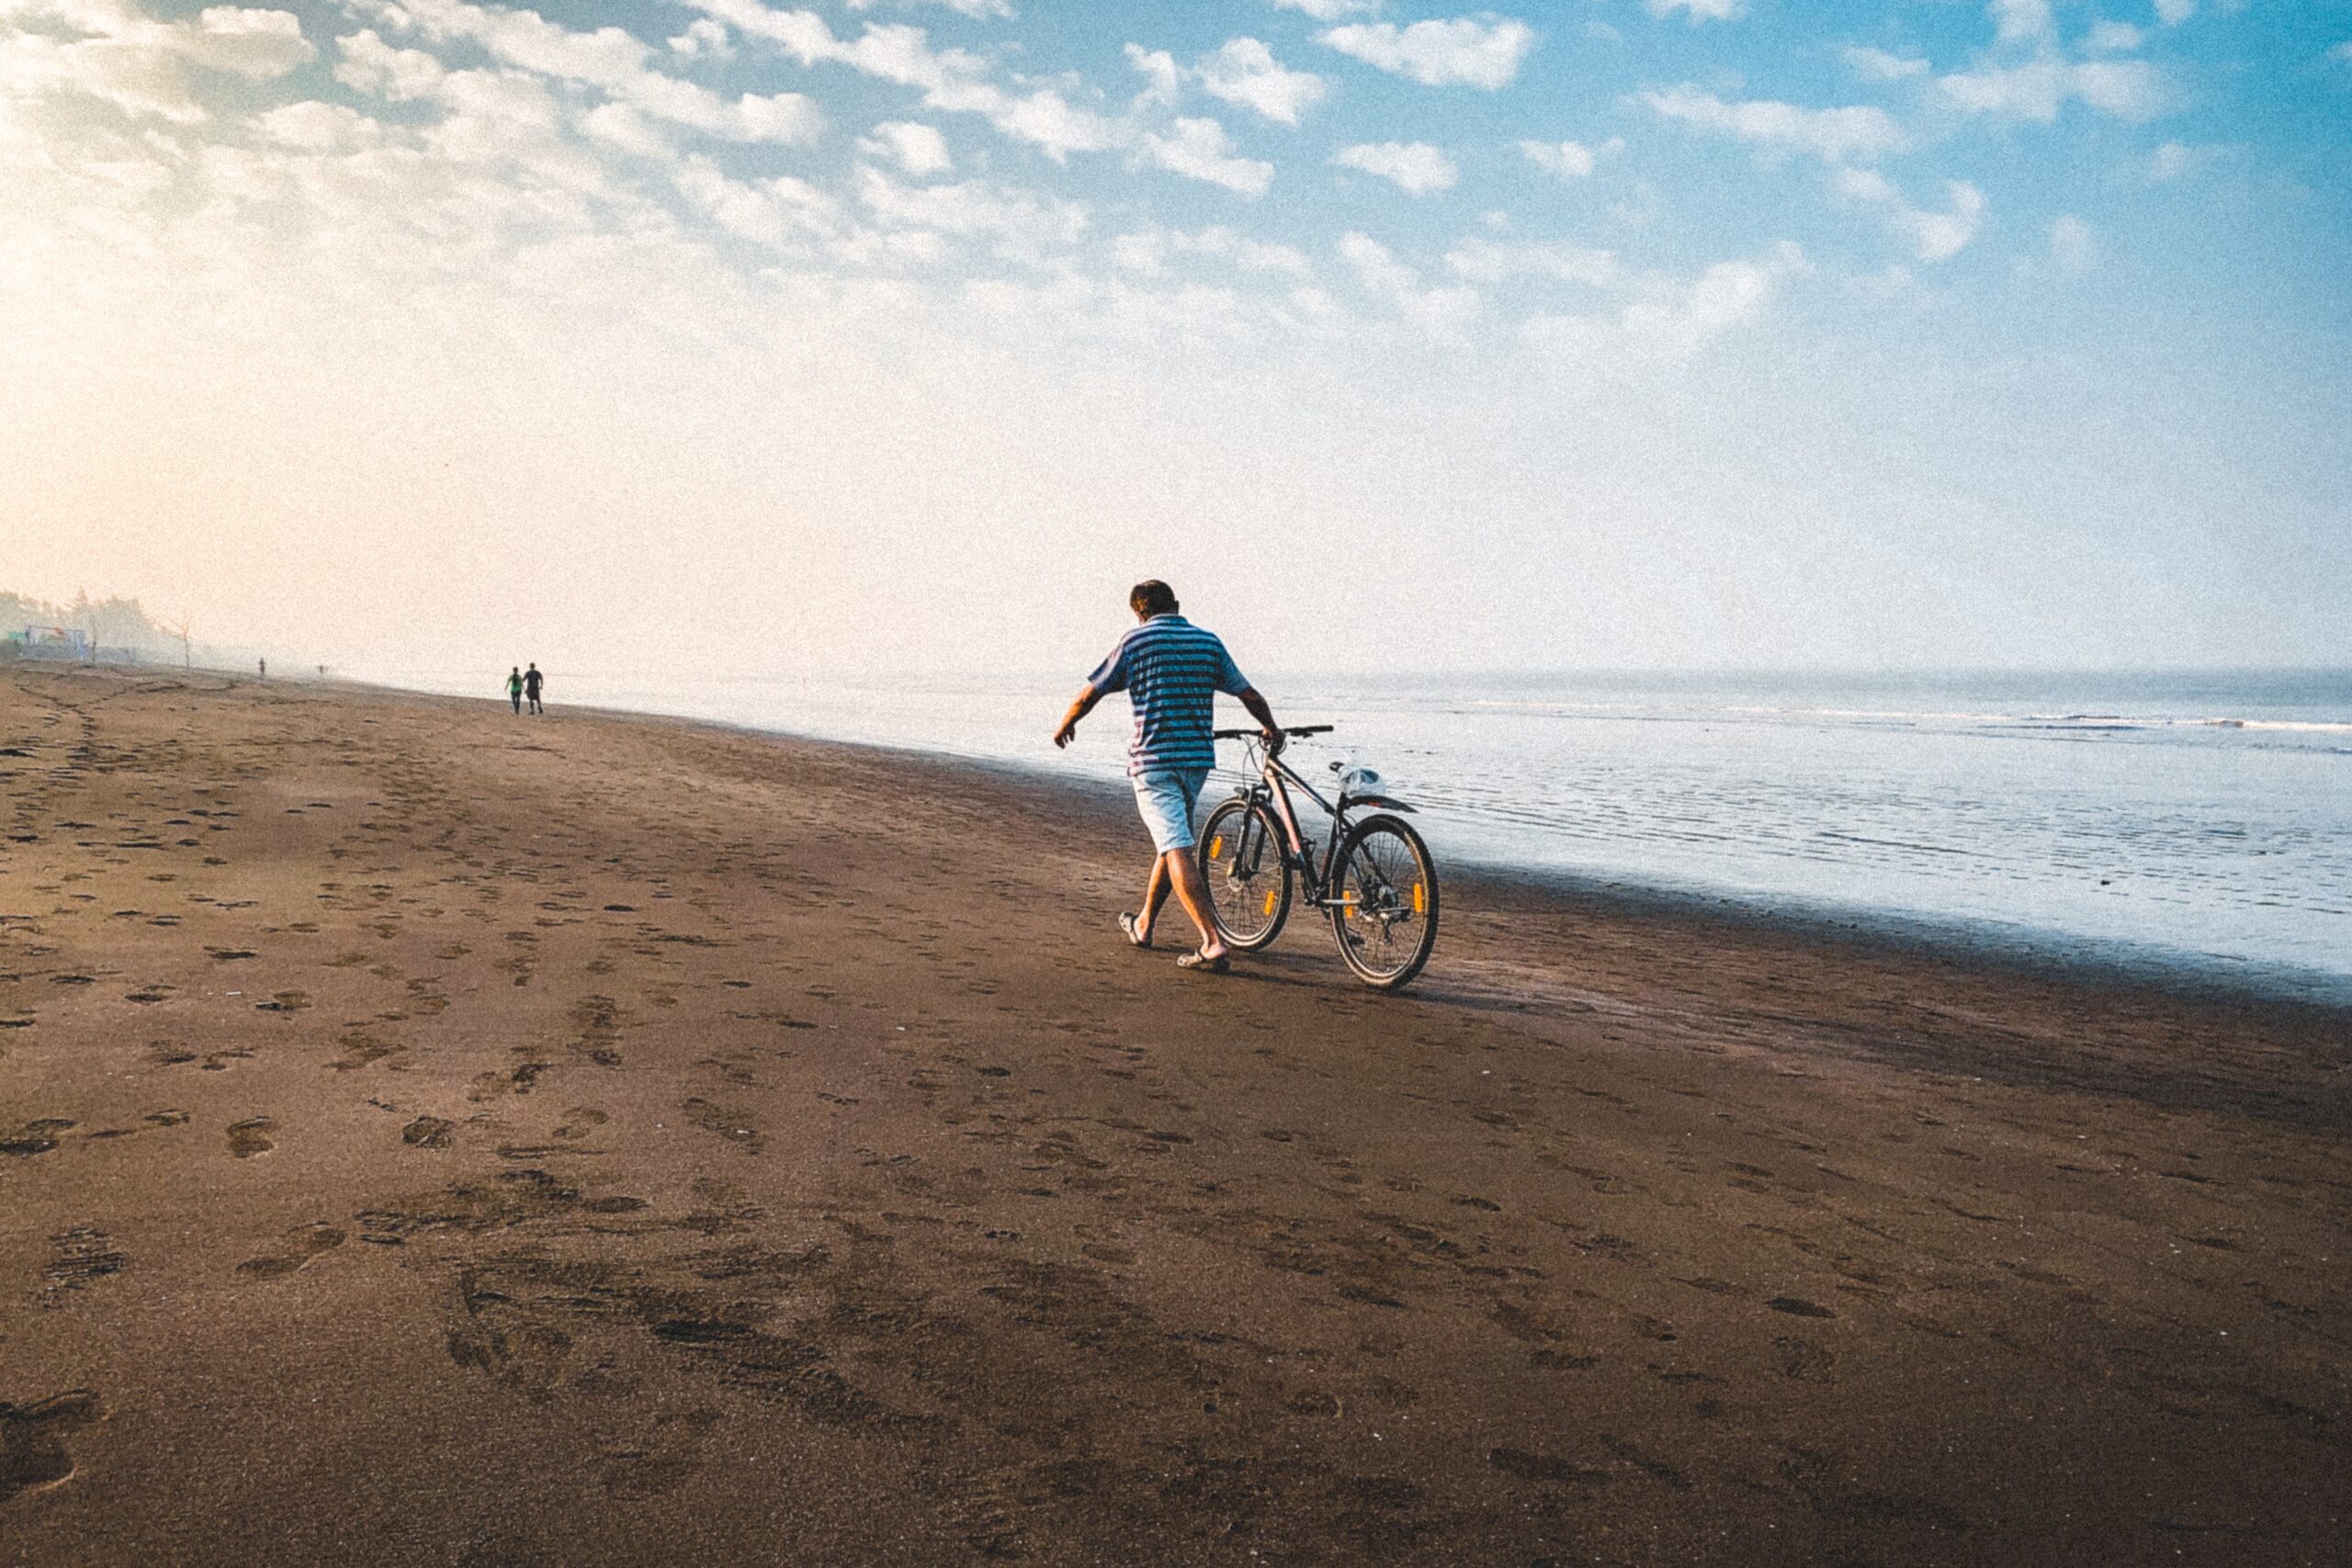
[1119,912,1152,949]
[1175,950,1230,974]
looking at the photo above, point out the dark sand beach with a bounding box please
[2,664,2346,1566]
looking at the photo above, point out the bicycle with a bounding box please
[1199,725,1440,990]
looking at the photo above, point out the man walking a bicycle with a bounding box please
[1054,581,1284,973]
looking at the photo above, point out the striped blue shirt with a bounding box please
[1086,615,1250,775]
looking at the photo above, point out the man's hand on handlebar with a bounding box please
[1238,685,1283,758]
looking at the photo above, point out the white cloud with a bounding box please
[1939,57,2168,122]
[1331,140,1458,195]
[668,18,733,60]
[1142,118,1272,197]
[354,0,821,144]
[1641,85,1905,163]
[1110,225,1315,281]
[1195,38,1327,126]
[182,6,314,76]
[1339,230,1412,296]
[855,163,1087,258]
[255,99,385,152]
[1317,17,1537,91]
[577,101,673,158]
[2154,0,2195,24]
[1271,0,1376,18]
[2084,20,2143,53]
[1834,169,1986,263]
[423,67,613,187]
[2048,213,2095,275]
[1989,0,2051,45]
[1907,183,1987,263]
[2146,138,2193,179]
[677,153,842,248]
[1618,240,1806,356]
[0,1,315,123]
[334,29,447,102]
[1109,232,1169,276]
[1124,43,1182,109]
[1337,230,1480,334]
[859,118,952,175]
[845,0,1014,18]
[989,87,1122,161]
[2333,42,2352,68]
[1518,138,1619,179]
[1840,45,1928,81]
[686,0,1119,161]
[1647,0,1743,22]
[1444,236,1616,287]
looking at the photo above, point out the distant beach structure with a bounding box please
[2,591,184,665]
[5,625,94,660]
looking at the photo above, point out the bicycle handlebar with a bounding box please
[1213,725,1334,739]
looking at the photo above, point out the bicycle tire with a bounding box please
[1198,796,1292,951]
[1327,814,1439,989]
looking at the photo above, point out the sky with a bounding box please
[1,0,2347,678]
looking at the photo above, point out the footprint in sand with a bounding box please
[235,1222,346,1280]
[226,1117,277,1158]
[401,1115,456,1150]
[554,1108,608,1141]
[1489,1447,1609,1485]
[0,1392,104,1502]
[1775,1336,1837,1382]
[1,1120,74,1157]
[41,1227,126,1299]
[681,1099,765,1155]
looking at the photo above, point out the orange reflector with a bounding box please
[1262,890,1277,915]
[1209,835,1223,859]
[1412,882,1425,914]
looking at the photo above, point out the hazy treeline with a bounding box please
[2,589,183,657]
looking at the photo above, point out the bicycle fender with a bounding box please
[1342,795,1416,813]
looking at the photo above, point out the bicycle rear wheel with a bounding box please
[1198,796,1292,951]
[1328,814,1438,989]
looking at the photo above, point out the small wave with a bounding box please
[1726,705,2024,725]
[2225,719,2352,734]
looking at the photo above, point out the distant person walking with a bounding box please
[524,662,545,715]
[505,667,524,715]
[257,658,266,680]
[1055,581,1283,973]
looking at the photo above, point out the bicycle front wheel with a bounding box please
[1198,796,1292,951]
[1328,814,1439,989]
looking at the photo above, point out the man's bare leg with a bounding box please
[1165,848,1227,961]
[1134,856,1173,943]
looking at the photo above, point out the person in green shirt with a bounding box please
[505,667,524,714]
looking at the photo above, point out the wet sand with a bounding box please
[2,664,2346,1566]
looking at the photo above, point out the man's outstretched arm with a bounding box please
[1054,686,1104,749]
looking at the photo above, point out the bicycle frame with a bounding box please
[1228,741,1358,907]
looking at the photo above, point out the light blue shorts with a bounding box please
[1131,767,1212,854]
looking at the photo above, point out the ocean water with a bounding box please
[360,665,2352,1001]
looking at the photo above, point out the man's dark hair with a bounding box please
[1130,581,1179,617]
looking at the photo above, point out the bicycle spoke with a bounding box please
[1200,797,1292,950]
[1329,816,1437,987]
